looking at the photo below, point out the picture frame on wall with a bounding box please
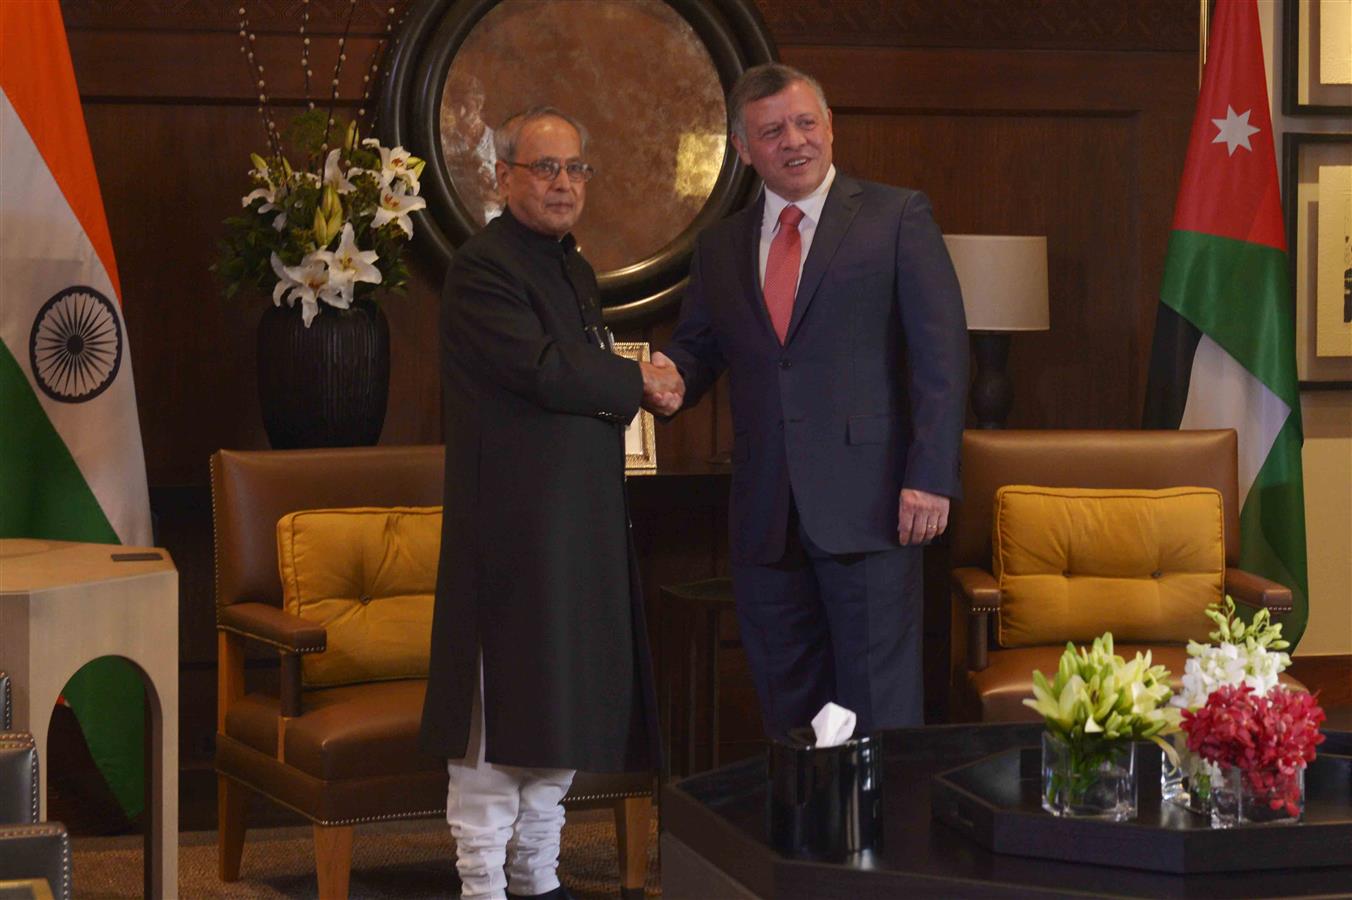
[1283,0,1352,115]
[1283,132,1352,389]
[614,342,659,470]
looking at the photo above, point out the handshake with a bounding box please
[639,351,685,416]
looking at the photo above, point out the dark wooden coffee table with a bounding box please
[661,721,1352,899]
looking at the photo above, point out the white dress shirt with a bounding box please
[757,164,837,290]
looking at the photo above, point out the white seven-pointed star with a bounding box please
[1211,106,1260,156]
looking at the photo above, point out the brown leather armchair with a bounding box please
[211,446,653,898]
[949,429,1298,723]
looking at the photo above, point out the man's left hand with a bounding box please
[898,488,950,546]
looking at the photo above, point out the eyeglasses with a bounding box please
[506,158,596,183]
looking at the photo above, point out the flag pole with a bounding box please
[1199,0,1210,88]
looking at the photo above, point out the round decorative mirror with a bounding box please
[380,0,775,324]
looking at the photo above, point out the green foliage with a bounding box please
[1204,595,1290,651]
[211,119,424,316]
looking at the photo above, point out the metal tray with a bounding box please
[931,746,1352,874]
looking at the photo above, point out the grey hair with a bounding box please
[728,63,829,144]
[493,106,590,163]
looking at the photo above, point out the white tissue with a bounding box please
[810,702,857,747]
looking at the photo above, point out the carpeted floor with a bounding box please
[70,810,661,899]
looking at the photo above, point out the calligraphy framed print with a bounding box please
[1284,132,1352,389]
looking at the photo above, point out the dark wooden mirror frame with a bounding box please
[379,0,776,325]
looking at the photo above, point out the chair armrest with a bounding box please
[1225,568,1293,614]
[952,567,1001,613]
[0,823,72,900]
[0,735,37,825]
[217,602,326,655]
[951,567,1000,673]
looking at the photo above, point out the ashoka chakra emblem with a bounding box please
[29,286,124,403]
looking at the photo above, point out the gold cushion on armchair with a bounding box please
[277,506,440,686]
[993,486,1224,648]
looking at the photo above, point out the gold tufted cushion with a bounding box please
[992,486,1224,648]
[277,506,440,686]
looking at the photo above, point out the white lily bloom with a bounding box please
[315,223,382,305]
[378,144,421,192]
[270,253,297,306]
[323,148,355,194]
[372,176,427,238]
[279,252,342,326]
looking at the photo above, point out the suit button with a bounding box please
[779,358,792,369]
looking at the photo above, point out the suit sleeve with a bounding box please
[443,249,642,420]
[895,191,969,498]
[660,238,726,410]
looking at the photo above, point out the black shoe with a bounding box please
[506,887,574,900]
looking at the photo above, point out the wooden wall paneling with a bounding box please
[754,0,1197,52]
[787,44,1196,427]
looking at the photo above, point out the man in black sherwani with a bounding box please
[419,107,677,900]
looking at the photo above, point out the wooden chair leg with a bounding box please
[313,823,354,900]
[614,795,651,899]
[217,774,246,881]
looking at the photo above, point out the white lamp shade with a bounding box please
[943,234,1050,332]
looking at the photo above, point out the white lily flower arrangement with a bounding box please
[216,111,427,326]
[1025,633,1182,751]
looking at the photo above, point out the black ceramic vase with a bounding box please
[256,298,390,449]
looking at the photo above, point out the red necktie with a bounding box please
[763,204,805,344]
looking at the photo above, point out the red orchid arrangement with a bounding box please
[1181,684,1326,816]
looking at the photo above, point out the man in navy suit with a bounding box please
[656,63,969,737]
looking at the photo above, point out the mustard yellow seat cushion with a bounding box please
[992,486,1223,648]
[277,506,440,687]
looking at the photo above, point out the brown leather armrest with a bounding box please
[952,567,1001,613]
[217,602,326,655]
[1225,568,1293,614]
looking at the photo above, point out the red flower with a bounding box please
[1181,685,1326,817]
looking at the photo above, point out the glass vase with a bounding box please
[1210,763,1305,828]
[1041,731,1138,821]
[1160,732,1213,815]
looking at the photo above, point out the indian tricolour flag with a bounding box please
[1,1,152,818]
[1143,0,1308,645]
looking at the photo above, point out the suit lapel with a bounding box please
[734,194,777,343]
[785,175,863,344]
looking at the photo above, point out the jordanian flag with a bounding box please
[1143,0,1308,645]
[1,2,153,817]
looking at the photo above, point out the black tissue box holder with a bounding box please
[768,727,883,862]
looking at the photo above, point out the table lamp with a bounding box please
[943,235,1050,428]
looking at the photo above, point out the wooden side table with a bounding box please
[658,577,737,778]
[0,539,178,899]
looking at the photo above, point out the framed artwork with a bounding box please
[1283,0,1352,115]
[1283,132,1352,389]
[380,0,775,325]
[614,342,658,469]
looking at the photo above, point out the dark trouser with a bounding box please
[731,513,923,738]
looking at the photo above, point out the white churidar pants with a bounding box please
[447,660,575,900]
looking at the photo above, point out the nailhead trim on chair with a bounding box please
[0,825,71,900]
[0,734,40,823]
[220,773,649,827]
[215,624,326,655]
[1,672,11,731]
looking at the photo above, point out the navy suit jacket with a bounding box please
[663,173,969,565]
